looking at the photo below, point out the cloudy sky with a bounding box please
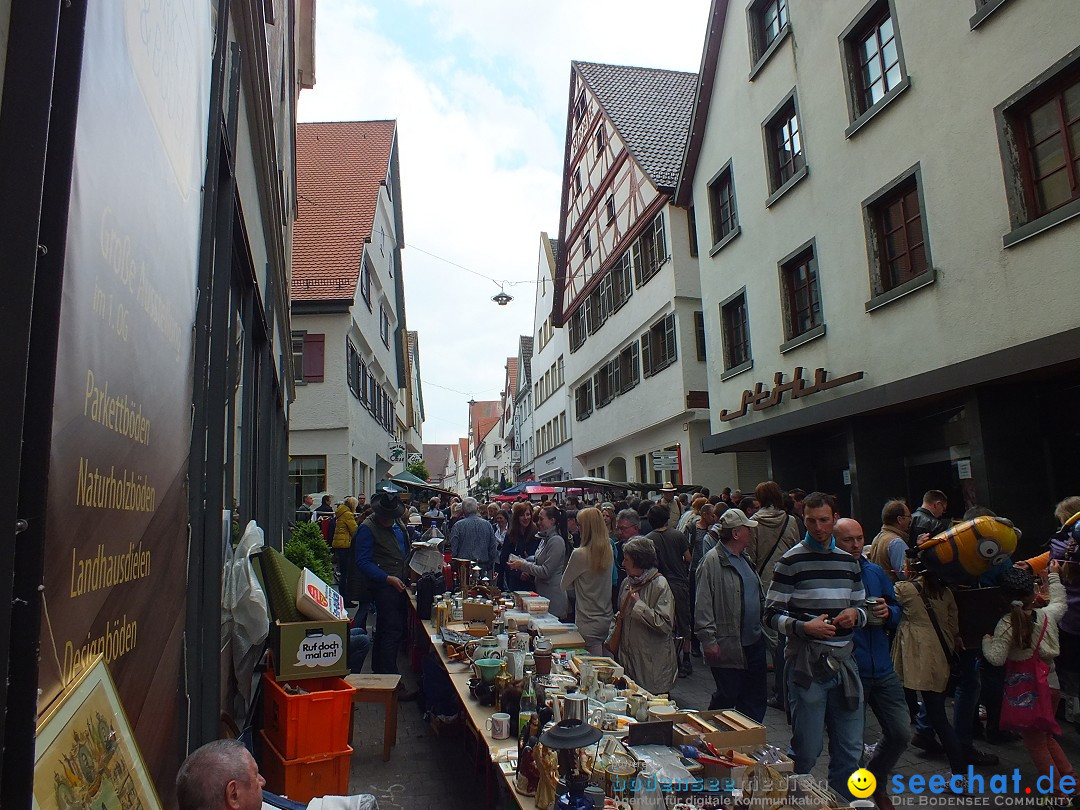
[298,0,710,446]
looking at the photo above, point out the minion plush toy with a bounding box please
[914,516,1020,585]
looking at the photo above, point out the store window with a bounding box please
[289,456,326,509]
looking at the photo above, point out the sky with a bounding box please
[297,0,711,447]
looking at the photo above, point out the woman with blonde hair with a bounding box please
[561,507,615,654]
[332,496,359,606]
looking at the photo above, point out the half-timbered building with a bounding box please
[552,61,739,491]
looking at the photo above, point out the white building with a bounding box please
[530,234,577,483]
[513,335,535,481]
[678,0,1080,536]
[552,62,738,492]
[289,120,422,503]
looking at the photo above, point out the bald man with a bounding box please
[834,518,909,810]
[176,740,265,810]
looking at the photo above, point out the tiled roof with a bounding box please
[458,438,470,472]
[469,400,500,445]
[506,357,518,396]
[422,443,453,477]
[574,61,697,191]
[477,416,501,445]
[520,336,534,385]
[293,120,397,301]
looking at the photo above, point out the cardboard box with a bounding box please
[462,600,494,629]
[270,618,349,682]
[671,710,766,748]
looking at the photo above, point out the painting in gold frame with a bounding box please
[34,655,162,810]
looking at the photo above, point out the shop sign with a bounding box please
[388,442,406,463]
[719,367,864,422]
[38,1,212,795]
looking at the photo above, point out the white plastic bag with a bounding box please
[223,520,269,716]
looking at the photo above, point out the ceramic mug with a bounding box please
[486,712,511,740]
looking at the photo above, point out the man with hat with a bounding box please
[694,508,768,720]
[659,482,683,530]
[354,490,415,695]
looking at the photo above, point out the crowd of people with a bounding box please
[298,482,1078,808]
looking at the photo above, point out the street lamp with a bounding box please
[491,287,512,306]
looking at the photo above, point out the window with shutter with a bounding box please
[640,332,652,377]
[302,333,324,382]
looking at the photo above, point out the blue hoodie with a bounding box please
[853,558,901,680]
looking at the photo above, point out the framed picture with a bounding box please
[34,655,162,810]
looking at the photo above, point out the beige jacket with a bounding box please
[893,580,958,693]
[608,572,677,695]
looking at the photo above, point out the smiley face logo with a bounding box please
[848,768,876,798]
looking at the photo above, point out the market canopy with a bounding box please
[499,482,528,495]
[390,471,429,487]
[373,479,407,493]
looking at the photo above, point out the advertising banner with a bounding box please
[38,2,211,799]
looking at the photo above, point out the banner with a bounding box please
[38,1,211,799]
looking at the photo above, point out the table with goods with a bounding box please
[412,578,850,810]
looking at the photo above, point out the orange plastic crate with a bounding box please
[263,671,355,759]
[259,729,352,804]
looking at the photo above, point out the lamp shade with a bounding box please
[540,719,603,750]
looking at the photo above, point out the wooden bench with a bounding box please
[344,674,400,762]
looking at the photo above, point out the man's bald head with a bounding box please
[834,518,865,558]
[176,739,264,810]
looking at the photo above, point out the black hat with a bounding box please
[371,491,405,520]
[1000,566,1034,596]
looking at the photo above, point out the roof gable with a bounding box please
[574,61,697,191]
[519,336,534,387]
[292,120,397,301]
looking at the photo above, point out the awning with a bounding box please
[525,485,556,495]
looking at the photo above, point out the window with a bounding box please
[594,359,618,409]
[694,311,707,361]
[569,307,586,352]
[721,292,751,371]
[779,244,824,340]
[609,254,632,312]
[596,127,605,156]
[575,90,587,127]
[575,381,593,420]
[996,57,1080,246]
[291,332,305,382]
[863,167,930,300]
[632,213,667,287]
[840,0,909,133]
[360,263,372,309]
[559,412,567,443]
[687,205,699,257]
[606,195,616,224]
[557,355,564,387]
[288,456,326,506]
[583,231,592,258]
[574,168,583,198]
[346,339,360,398]
[295,332,324,383]
[1019,76,1080,218]
[379,305,390,347]
[618,343,640,393]
[641,313,677,377]
[707,162,739,247]
[749,0,790,72]
[765,94,806,195]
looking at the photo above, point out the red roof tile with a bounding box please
[506,357,518,396]
[293,120,397,301]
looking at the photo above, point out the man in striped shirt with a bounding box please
[764,492,867,801]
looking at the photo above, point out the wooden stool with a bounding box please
[345,674,401,762]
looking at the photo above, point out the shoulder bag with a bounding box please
[915,583,960,673]
[1000,614,1061,734]
[756,515,792,576]
[606,573,658,653]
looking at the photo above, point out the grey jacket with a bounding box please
[694,541,765,670]
[518,526,569,618]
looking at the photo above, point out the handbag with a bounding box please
[606,573,658,652]
[1000,614,1061,734]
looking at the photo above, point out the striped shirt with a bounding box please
[764,536,866,650]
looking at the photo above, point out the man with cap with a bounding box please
[694,508,768,721]
[354,490,415,695]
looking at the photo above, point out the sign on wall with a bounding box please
[37,2,211,800]
[388,442,406,463]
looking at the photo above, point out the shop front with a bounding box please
[703,331,1080,555]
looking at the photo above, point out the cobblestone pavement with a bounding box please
[345,639,1080,808]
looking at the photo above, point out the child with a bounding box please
[982,561,1073,795]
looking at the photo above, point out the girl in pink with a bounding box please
[983,561,1074,796]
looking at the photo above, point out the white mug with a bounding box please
[487,712,511,740]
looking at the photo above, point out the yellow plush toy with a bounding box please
[915,516,1019,584]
